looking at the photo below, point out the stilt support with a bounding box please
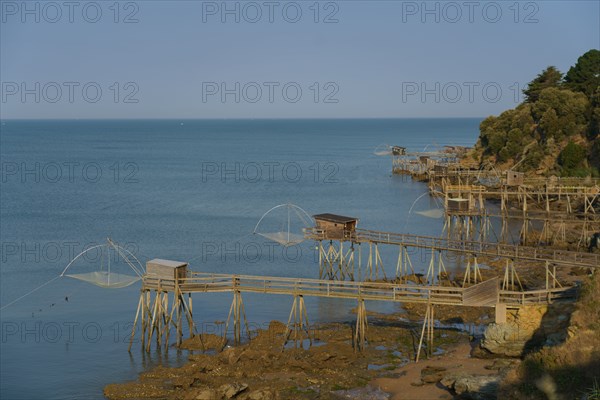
[222,288,250,348]
[502,259,523,291]
[396,245,416,283]
[283,295,312,349]
[353,298,368,351]
[463,256,482,287]
[426,249,447,285]
[132,282,196,353]
[416,303,435,362]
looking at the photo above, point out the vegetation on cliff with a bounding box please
[470,49,600,177]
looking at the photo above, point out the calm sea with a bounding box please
[0,119,480,399]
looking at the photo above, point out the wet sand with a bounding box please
[371,341,501,400]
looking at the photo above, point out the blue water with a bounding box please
[0,118,480,399]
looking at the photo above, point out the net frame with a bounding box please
[60,238,144,289]
[253,203,314,247]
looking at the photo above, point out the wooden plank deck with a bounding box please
[462,278,499,307]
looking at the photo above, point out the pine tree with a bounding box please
[523,66,563,103]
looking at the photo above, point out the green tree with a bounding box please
[564,49,600,99]
[590,138,600,171]
[591,105,600,139]
[523,66,563,103]
[565,50,600,140]
[472,51,598,176]
[558,141,587,175]
[478,104,535,161]
[521,144,545,171]
[531,87,589,141]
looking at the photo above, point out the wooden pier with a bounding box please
[391,155,600,190]
[306,227,598,283]
[127,216,592,357]
[440,183,599,246]
[130,270,577,357]
[127,155,599,357]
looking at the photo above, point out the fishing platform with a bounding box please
[129,219,593,358]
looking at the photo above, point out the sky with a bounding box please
[0,0,598,119]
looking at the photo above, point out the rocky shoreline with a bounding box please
[104,289,583,400]
[102,225,595,399]
[103,165,598,399]
[104,312,484,399]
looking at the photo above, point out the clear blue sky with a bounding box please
[1,0,598,119]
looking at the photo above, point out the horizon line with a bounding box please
[0,116,487,121]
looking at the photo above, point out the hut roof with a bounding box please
[147,259,188,268]
[313,213,358,224]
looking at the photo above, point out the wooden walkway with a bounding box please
[444,184,600,197]
[131,271,577,355]
[397,162,600,188]
[143,272,575,307]
[305,228,600,268]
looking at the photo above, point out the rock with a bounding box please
[480,323,530,357]
[420,365,446,384]
[187,388,219,400]
[222,348,242,365]
[247,389,275,400]
[332,385,391,400]
[219,382,248,399]
[441,373,500,400]
[481,303,575,356]
[173,376,198,389]
[484,359,518,371]
[240,349,262,361]
[316,352,335,362]
[421,365,446,374]
[421,374,441,384]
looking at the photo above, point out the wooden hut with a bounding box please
[506,171,524,186]
[447,198,471,213]
[433,164,448,174]
[146,259,188,280]
[313,213,358,240]
[425,158,437,170]
[392,146,406,156]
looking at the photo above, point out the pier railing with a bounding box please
[141,273,576,308]
[304,228,600,268]
[498,286,578,305]
[424,169,600,187]
[444,184,600,196]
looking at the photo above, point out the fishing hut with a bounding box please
[146,259,188,279]
[433,164,449,175]
[391,146,406,156]
[506,171,524,187]
[391,146,415,175]
[130,259,194,352]
[442,184,488,242]
[313,213,358,240]
[310,214,359,280]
